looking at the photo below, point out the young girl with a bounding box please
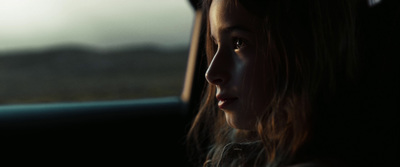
[187,0,397,166]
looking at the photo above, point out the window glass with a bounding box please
[0,0,193,104]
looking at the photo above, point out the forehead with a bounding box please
[209,0,257,36]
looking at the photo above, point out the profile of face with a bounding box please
[206,0,272,130]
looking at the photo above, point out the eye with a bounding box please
[233,38,247,50]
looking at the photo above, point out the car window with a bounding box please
[0,0,193,105]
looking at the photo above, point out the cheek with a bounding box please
[240,59,272,113]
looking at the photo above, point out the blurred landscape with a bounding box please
[0,45,189,105]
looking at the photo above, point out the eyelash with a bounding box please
[211,37,247,51]
[233,38,247,50]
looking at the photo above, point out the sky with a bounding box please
[0,0,194,52]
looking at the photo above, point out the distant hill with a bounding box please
[0,45,189,104]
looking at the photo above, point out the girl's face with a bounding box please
[206,0,272,130]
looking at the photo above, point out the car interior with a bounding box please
[0,0,398,166]
[0,0,204,166]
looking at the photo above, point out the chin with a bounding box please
[225,113,256,130]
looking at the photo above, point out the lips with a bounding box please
[216,95,238,109]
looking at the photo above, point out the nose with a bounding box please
[205,49,231,86]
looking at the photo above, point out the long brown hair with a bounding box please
[187,0,359,166]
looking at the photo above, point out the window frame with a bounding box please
[0,0,205,118]
[0,1,204,166]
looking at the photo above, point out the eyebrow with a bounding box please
[210,25,254,41]
[222,25,253,34]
